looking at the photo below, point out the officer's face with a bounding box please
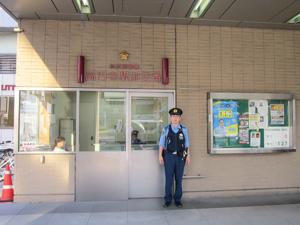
[170,115,181,125]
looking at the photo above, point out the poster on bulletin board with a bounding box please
[208,93,296,154]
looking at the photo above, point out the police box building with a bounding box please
[1,0,300,202]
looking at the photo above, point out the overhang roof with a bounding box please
[0,0,299,30]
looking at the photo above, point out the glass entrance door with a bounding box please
[76,90,174,201]
[128,92,174,198]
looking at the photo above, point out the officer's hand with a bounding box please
[186,155,191,165]
[159,155,164,165]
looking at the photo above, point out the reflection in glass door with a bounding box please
[129,93,174,198]
[79,91,126,152]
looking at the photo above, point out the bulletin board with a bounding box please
[208,93,296,154]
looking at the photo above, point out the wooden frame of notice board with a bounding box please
[208,93,296,154]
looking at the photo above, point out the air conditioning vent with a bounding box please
[0,54,16,74]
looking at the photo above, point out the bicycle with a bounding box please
[0,141,14,182]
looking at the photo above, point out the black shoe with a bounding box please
[175,201,183,208]
[163,201,171,208]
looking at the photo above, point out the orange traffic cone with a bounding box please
[0,165,14,202]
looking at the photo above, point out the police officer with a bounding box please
[159,107,190,208]
[131,130,142,144]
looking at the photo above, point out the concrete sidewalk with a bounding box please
[0,193,300,225]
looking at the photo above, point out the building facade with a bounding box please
[0,32,16,146]
[14,20,300,202]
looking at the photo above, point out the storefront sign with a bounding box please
[1,84,15,91]
[85,71,161,82]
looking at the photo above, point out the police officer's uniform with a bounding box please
[131,130,142,144]
[159,107,190,207]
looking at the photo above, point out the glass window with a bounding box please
[19,91,76,152]
[0,96,14,128]
[79,91,126,151]
[131,96,169,150]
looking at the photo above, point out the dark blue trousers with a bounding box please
[164,151,185,203]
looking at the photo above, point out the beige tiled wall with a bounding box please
[16,20,300,196]
[176,25,300,194]
[17,20,175,89]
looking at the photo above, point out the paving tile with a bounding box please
[17,202,62,215]
[48,213,89,225]
[0,215,13,225]
[26,214,53,225]
[90,201,128,213]
[51,202,94,214]
[164,209,210,225]
[234,205,295,225]
[199,207,251,225]
[5,214,51,225]
[252,204,300,225]
[0,203,28,216]
[128,210,167,225]
[87,212,127,225]
[127,198,163,212]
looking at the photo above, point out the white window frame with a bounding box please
[14,87,175,154]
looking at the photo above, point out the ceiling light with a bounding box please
[286,12,300,24]
[74,0,95,14]
[13,27,24,33]
[189,0,213,18]
[81,0,89,7]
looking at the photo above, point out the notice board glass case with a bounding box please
[208,93,296,154]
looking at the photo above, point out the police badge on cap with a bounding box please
[132,130,139,135]
[169,107,183,116]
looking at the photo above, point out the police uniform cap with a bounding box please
[169,107,183,116]
[132,130,139,135]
